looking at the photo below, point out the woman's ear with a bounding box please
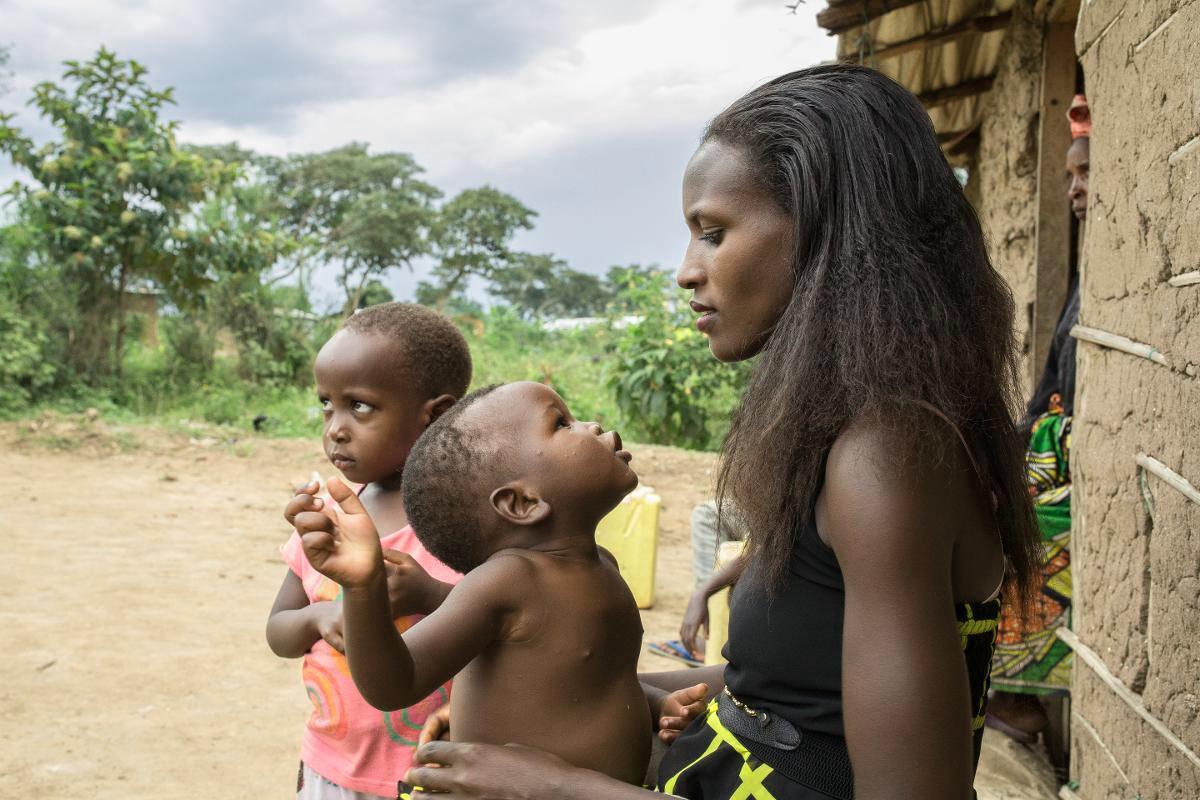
[422,394,457,426]
[489,482,551,526]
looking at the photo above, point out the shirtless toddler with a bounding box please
[294,381,654,784]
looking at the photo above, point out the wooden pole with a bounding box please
[1057,628,1200,772]
[816,0,924,35]
[918,76,995,109]
[1030,23,1077,387]
[870,12,1013,61]
[1070,325,1171,367]
[1168,270,1200,287]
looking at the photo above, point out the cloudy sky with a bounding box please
[1,0,834,308]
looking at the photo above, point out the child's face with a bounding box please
[476,382,639,519]
[314,329,430,487]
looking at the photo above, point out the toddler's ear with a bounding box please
[489,482,551,526]
[423,394,457,426]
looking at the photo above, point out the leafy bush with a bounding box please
[604,268,747,450]
[0,295,57,412]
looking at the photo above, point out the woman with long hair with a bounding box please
[404,64,1040,799]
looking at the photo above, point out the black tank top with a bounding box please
[723,516,999,767]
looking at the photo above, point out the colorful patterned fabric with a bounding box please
[281,509,461,797]
[991,403,1073,694]
[657,600,1000,798]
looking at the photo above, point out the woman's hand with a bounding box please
[406,741,655,799]
[658,683,708,744]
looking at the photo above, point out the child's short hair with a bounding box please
[402,384,504,573]
[343,303,472,399]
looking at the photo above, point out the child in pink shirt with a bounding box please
[267,303,472,800]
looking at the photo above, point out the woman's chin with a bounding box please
[709,336,762,363]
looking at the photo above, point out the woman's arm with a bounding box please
[639,664,725,696]
[823,419,978,800]
[407,741,662,800]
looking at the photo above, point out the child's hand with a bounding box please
[658,683,708,744]
[383,550,448,617]
[679,589,710,658]
[284,480,331,528]
[295,477,384,589]
[418,703,451,746]
[313,600,345,653]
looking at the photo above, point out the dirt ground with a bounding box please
[0,414,1057,799]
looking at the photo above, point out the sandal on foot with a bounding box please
[646,640,704,667]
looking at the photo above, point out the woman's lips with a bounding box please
[690,300,717,333]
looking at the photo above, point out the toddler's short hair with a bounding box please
[343,303,472,399]
[402,384,504,573]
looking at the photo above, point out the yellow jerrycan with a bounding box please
[705,539,747,666]
[596,485,660,609]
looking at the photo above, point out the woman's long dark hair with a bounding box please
[711,64,1040,606]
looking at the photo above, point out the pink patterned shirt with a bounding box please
[281,519,460,796]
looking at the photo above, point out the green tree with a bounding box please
[488,252,607,319]
[265,143,440,315]
[356,278,394,308]
[0,45,11,97]
[425,186,536,307]
[0,48,236,380]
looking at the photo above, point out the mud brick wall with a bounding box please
[964,1,1046,392]
[1071,0,1200,795]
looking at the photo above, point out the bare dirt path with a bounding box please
[0,415,1055,799]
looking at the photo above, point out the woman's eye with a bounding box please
[699,229,724,245]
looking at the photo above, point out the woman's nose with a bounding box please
[677,246,705,290]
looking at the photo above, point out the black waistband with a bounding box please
[717,689,854,800]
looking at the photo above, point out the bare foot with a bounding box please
[986,691,1048,743]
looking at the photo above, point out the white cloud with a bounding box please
[1,0,835,302]
[179,0,833,185]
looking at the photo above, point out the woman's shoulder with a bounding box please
[823,406,982,540]
[828,406,974,484]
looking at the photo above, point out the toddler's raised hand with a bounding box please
[658,683,709,744]
[296,477,384,589]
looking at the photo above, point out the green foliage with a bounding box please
[0,294,56,410]
[264,143,440,314]
[0,48,243,380]
[488,252,608,319]
[0,47,748,451]
[356,279,394,309]
[605,267,748,450]
[0,44,11,97]
[424,186,536,306]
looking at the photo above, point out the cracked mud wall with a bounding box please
[1071,0,1200,795]
[964,1,1046,392]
